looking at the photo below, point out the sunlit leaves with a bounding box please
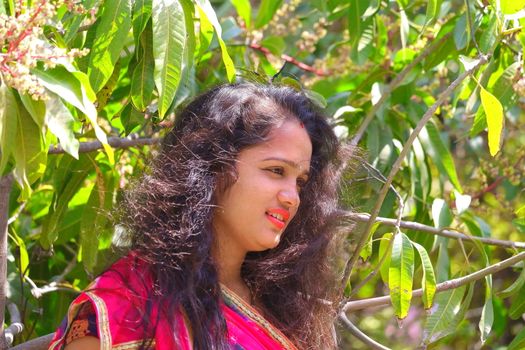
[480,86,504,156]
[423,283,473,345]
[152,0,186,117]
[254,0,282,29]
[509,284,525,319]
[87,0,132,92]
[501,0,525,14]
[231,0,251,28]
[195,0,235,82]
[0,84,18,175]
[413,242,437,309]
[379,232,393,285]
[425,0,443,24]
[131,22,155,112]
[389,232,414,320]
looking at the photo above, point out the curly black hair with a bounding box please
[122,82,349,349]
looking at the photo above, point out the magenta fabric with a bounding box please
[49,253,296,350]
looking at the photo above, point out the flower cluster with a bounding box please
[0,0,89,100]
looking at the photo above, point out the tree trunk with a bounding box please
[0,173,14,350]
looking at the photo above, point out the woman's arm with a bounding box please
[64,336,100,350]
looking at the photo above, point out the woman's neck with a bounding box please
[213,240,252,304]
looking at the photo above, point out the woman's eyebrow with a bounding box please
[262,157,311,175]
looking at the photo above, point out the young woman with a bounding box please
[49,82,348,350]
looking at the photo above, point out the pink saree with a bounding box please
[49,254,297,350]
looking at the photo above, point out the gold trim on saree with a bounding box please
[220,284,298,350]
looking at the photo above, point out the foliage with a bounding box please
[0,0,525,349]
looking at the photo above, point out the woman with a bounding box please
[49,82,347,349]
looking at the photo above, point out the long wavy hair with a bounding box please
[122,82,348,349]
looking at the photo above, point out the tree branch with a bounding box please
[0,173,14,349]
[350,32,453,147]
[338,312,392,350]
[345,212,525,249]
[340,54,489,295]
[3,302,23,346]
[10,334,53,350]
[48,136,161,155]
[248,43,328,76]
[343,250,525,312]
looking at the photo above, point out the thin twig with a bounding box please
[248,43,328,76]
[48,136,161,155]
[343,250,525,312]
[345,212,525,249]
[338,312,392,350]
[341,54,489,296]
[350,32,453,147]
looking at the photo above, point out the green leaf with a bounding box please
[379,232,393,285]
[453,13,469,50]
[19,94,45,129]
[389,232,415,320]
[13,98,47,200]
[132,0,152,52]
[360,221,380,262]
[499,265,525,299]
[514,218,525,233]
[501,0,525,14]
[479,294,494,344]
[231,0,252,28]
[260,36,286,56]
[425,0,442,24]
[34,66,114,163]
[348,0,365,49]
[40,155,93,249]
[197,3,214,59]
[152,0,187,117]
[420,121,463,192]
[412,241,437,309]
[87,0,132,92]
[254,0,282,29]
[423,283,469,344]
[480,85,504,156]
[0,84,18,174]
[508,326,525,350]
[431,198,453,229]
[509,284,525,319]
[80,166,115,272]
[131,22,155,112]
[9,229,29,276]
[196,0,236,82]
[45,93,80,159]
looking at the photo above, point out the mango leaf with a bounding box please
[197,3,214,59]
[379,232,393,285]
[8,229,29,276]
[360,221,380,262]
[231,0,251,28]
[479,293,494,344]
[509,284,525,319]
[420,121,463,192]
[480,85,504,156]
[196,0,235,82]
[412,241,437,309]
[389,232,415,320]
[152,0,186,117]
[131,22,155,112]
[254,0,282,29]
[13,98,47,200]
[87,0,132,92]
[45,93,80,159]
[425,0,443,24]
[431,198,453,229]
[0,84,18,174]
[454,190,471,214]
[499,264,525,299]
[19,94,45,129]
[501,0,525,14]
[34,66,114,163]
[423,282,473,345]
[40,155,93,249]
[508,326,525,350]
[80,165,116,272]
[453,13,469,50]
[514,218,525,233]
[132,0,152,51]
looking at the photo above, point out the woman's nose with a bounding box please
[277,184,300,209]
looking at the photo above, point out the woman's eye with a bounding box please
[266,167,284,175]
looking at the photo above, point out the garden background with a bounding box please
[1,0,525,349]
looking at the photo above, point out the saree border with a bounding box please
[85,291,113,349]
[220,285,298,350]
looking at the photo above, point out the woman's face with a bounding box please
[213,118,312,256]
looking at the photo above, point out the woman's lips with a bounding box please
[266,208,290,230]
